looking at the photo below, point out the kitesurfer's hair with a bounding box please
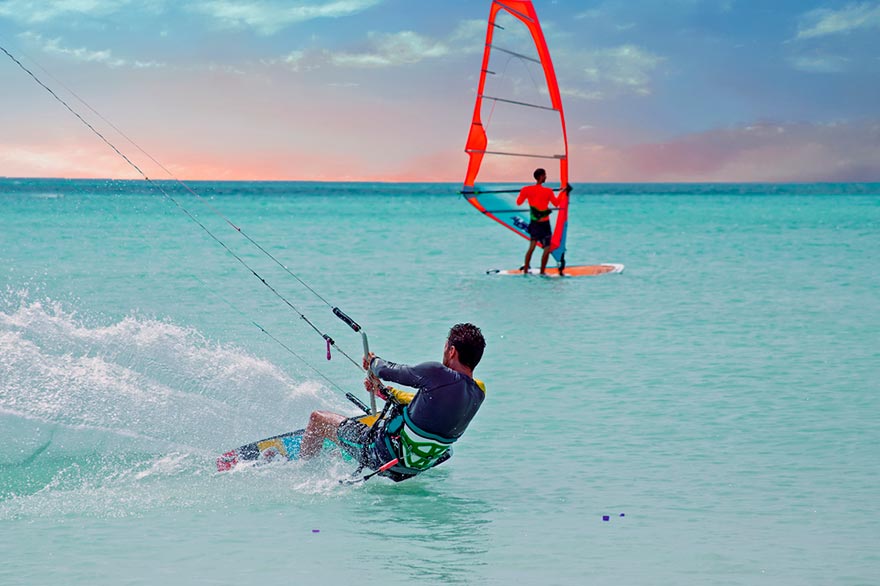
[534,168,546,181]
[448,323,485,370]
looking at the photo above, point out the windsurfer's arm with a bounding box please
[516,187,528,206]
[554,184,571,207]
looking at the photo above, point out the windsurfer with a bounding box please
[299,323,487,482]
[516,168,572,275]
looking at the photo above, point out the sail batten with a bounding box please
[494,0,535,22]
[479,94,558,112]
[463,0,570,264]
[486,44,542,64]
[466,149,565,160]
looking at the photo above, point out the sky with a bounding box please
[0,0,878,182]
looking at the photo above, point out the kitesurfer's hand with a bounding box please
[363,352,376,371]
[364,373,387,401]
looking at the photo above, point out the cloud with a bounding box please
[189,0,383,35]
[0,0,136,23]
[575,9,603,20]
[0,142,141,179]
[269,18,485,72]
[576,121,880,182]
[329,30,450,67]
[328,19,486,68]
[560,87,604,100]
[572,44,664,98]
[790,54,850,73]
[796,2,880,39]
[19,32,164,68]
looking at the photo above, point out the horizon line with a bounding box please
[2,176,878,186]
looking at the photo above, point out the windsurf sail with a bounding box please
[463,0,569,265]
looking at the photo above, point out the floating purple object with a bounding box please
[312,529,320,533]
[620,513,625,517]
[602,515,610,521]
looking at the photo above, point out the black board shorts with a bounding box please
[528,220,552,246]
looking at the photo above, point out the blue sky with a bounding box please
[1,0,878,181]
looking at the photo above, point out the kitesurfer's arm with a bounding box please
[386,386,415,404]
[369,355,444,390]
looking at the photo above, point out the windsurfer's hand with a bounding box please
[564,183,573,194]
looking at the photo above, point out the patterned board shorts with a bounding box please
[336,416,415,482]
[337,416,383,468]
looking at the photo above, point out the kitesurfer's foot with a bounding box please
[520,265,530,274]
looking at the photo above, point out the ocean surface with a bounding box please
[1,178,878,585]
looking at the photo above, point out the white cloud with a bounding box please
[19,32,164,68]
[330,30,449,68]
[0,0,152,23]
[561,87,604,100]
[330,19,488,68]
[790,54,850,73]
[447,18,487,53]
[272,18,485,71]
[189,0,383,35]
[575,9,603,20]
[575,44,664,97]
[796,2,880,39]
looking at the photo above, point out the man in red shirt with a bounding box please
[515,168,571,274]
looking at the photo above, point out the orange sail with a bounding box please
[463,0,569,264]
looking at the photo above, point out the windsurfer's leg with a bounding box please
[301,410,346,459]
[540,247,552,274]
[523,241,537,272]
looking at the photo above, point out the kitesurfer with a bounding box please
[516,168,572,275]
[300,323,486,481]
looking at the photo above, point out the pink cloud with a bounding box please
[3,120,878,183]
[571,121,880,182]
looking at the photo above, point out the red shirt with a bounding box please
[516,184,560,222]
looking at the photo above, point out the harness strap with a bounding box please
[384,410,456,472]
[530,206,552,221]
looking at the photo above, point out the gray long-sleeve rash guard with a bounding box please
[369,358,485,440]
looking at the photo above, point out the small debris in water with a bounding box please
[602,515,610,521]
[312,529,320,533]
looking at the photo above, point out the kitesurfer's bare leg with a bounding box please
[301,410,346,459]
[523,240,538,272]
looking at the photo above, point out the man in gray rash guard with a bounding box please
[300,323,486,481]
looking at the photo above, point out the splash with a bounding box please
[0,295,356,516]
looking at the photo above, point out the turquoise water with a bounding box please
[1,178,878,585]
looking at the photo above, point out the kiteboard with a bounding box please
[217,429,305,471]
[487,263,624,277]
[216,429,348,471]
